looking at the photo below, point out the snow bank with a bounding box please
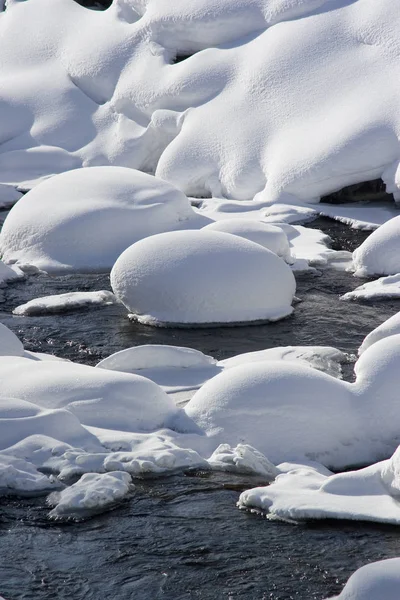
[353,216,400,277]
[0,322,23,356]
[47,471,132,520]
[0,167,195,272]
[0,454,62,496]
[13,290,116,316]
[0,357,182,433]
[203,219,292,262]
[238,444,400,525]
[341,274,400,301]
[111,230,296,326]
[327,558,400,600]
[358,311,400,355]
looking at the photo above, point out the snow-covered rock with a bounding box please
[0,260,23,286]
[13,290,117,316]
[203,219,292,262]
[47,471,133,520]
[341,274,400,301]
[0,167,195,272]
[358,311,400,355]
[0,453,62,496]
[0,322,24,356]
[353,216,400,277]
[110,230,296,326]
[208,443,279,479]
[327,558,400,600]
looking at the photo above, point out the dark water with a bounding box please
[1,211,400,600]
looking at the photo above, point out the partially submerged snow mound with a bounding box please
[358,311,400,355]
[0,357,181,432]
[327,558,400,600]
[0,167,195,272]
[341,274,400,301]
[353,216,400,277]
[0,322,23,356]
[203,219,292,262]
[185,361,356,467]
[13,290,116,316]
[110,230,296,326]
[47,471,133,520]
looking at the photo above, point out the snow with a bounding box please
[13,290,117,316]
[0,184,22,208]
[0,260,23,286]
[317,202,400,231]
[327,558,400,600]
[341,274,400,301]
[202,219,292,262]
[47,471,133,520]
[238,445,400,525]
[0,454,62,496]
[353,216,400,277]
[358,311,400,355]
[208,444,279,479]
[0,167,196,272]
[0,322,24,356]
[110,230,296,326]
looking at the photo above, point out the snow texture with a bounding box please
[327,558,400,600]
[358,311,400,355]
[353,216,400,277]
[0,454,62,496]
[0,167,196,272]
[110,230,296,326]
[13,290,117,315]
[341,274,400,301]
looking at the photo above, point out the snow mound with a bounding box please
[110,230,296,326]
[353,216,400,277]
[0,357,181,433]
[203,219,292,262]
[208,444,279,479]
[358,311,400,355]
[13,290,116,316]
[0,396,102,452]
[96,344,216,373]
[185,361,356,467]
[0,322,24,356]
[328,559,400,600]
[0,260,23,286]
[0,167,195,272]
[341,274,400,301]
[47,472,133,520]
[0,454,62,496]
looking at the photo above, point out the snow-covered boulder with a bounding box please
[185,361,356,467]
[110,230,296,326]
[353,216,400,277]
[0,322,24,356]
[327,558,400,600]
[358,311,400,355]
[202,219,292,262]
[0,167,195,272]
[13,290,116,316]
[0,357,182,433]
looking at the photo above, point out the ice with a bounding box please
[353,215,400,277]
[110,230,296,326]
[0,322,24,356]
[13,290,117,316]
[203,219,292,262]
[47,471,133,520]
[341,274,400,301]
[358,311,400,355]
[327,558,400,600]
[0,167,196,273]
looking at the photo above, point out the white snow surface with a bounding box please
[13,290,117,316]
[0,322,24,356]
[47,471,132,520]
[0,453,62,495]
[327,558,400,600]
[0,0,400,205]
[353,216,400,277]
[110,230,296,326]
[238,445,400,525]
[341,274,400,301]
[0,167,196,272]
[0,260,23,286]
[358,311,400,355]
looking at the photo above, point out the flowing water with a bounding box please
[1,211,400,599]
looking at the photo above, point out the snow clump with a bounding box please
[353,216,400,277]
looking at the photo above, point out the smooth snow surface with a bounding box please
[0,454,62,496]
[0,322,24,356]
[13,290,117,315]
[0,167,195,272]
[47,472,133,520]
[342,274,400,301]
[326,558,400,600]
[238,445,400,525]
[202,219,292,262]
[353,216,400,277]
[358,311,400,355]
[110,230,296,326]
[0,260,23,286]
